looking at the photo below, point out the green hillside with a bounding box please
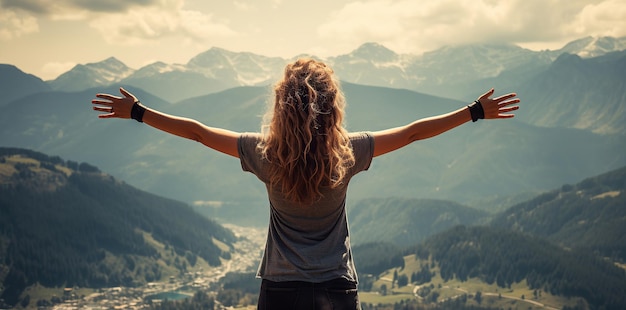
[417,226,626,309]
[353,225,626,309]
[350,166,626,309]
[491,166,626,261]
[348,197,489,246]
[0,148,236,308]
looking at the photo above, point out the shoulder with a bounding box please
[349,131,373,143]
[349,132,374,150]
[238,133,263,157]
[348,132,374,171]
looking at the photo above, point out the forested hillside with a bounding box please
[491,166,626,261]
[0,148,236,307]
[348,197,489,246]
[413,226,626,309]
[348,166,626,309]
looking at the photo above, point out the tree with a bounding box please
[474,291,482,305]
[380,284,387,296]
[397,274,408,287]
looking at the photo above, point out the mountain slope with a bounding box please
[121,48,287,102]
[347,197,489,246]
[415,226,626,310]
[48,57,134,91]
[491,165,626,261]
[517,51,626,134]
[559,36,626,58]
[0,148,236,307]
[0,64,51,107]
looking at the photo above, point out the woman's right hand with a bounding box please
[91,87,138,119]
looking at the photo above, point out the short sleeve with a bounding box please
[349,132,374,174]
[238,133,266,181]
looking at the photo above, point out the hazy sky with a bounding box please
[1,0,625,80]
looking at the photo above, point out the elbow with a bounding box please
[187,121,206,143]
[408,133,426,143]
[189,131,204,144]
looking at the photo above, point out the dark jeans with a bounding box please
[257,278,360,310]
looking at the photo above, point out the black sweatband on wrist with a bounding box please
[131,101,146,123]
[468,100,485,122]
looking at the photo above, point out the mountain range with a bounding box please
[3,36,625,105]
[1,35,625,226]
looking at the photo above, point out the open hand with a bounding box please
[91,87,138,119]
[478,88,520,119]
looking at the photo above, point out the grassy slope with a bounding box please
[359,254,586,310]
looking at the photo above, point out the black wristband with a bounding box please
[468,100,485,122]
[131,101,146,123]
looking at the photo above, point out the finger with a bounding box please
[494,93,517,102]
[92,106,114,113]
[499,106,519,113]
[95,93,121,101]
[480,88,495,99]
[497,114,515,119]
[498,99,521,107]
[119,87,132,98]
[92,99,113,106]
[98,113,116,119]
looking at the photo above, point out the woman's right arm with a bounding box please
[371,89,519,157]
[92,87,240,158]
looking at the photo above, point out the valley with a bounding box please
[28,224,266,310]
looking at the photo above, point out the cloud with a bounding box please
[84,0,237,45]
[317,0,626,54]
[0,0,157,14]
[573,0,626,37]
[88,6,237,45]
[0,9,39,40]
[0,0,237,44]
[180,10,237,39]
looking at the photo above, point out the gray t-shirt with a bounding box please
[238,132,374,283]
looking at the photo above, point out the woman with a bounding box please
[92,58,519,310]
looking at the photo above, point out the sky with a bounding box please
[1,0,625,80]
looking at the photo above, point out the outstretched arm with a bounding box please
[92,87,240,158]
[372,89,519,157]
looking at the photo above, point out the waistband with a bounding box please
[261,277,357,289]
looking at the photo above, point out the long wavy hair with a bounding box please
[259,58,355,205]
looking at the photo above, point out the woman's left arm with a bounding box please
[371,89,520,157]
[92,87,240,158]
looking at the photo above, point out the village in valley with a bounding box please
[48,225,266,310]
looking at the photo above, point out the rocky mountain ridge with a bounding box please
[20,35,625,102]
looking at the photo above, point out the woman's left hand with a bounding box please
[91,87,138,119]
[477,88,520,120]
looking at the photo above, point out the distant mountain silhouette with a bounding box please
[515,50,626,134]
[0,64,51,107]
[19,35,625,103]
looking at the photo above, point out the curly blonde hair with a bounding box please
[259,58,355,205]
